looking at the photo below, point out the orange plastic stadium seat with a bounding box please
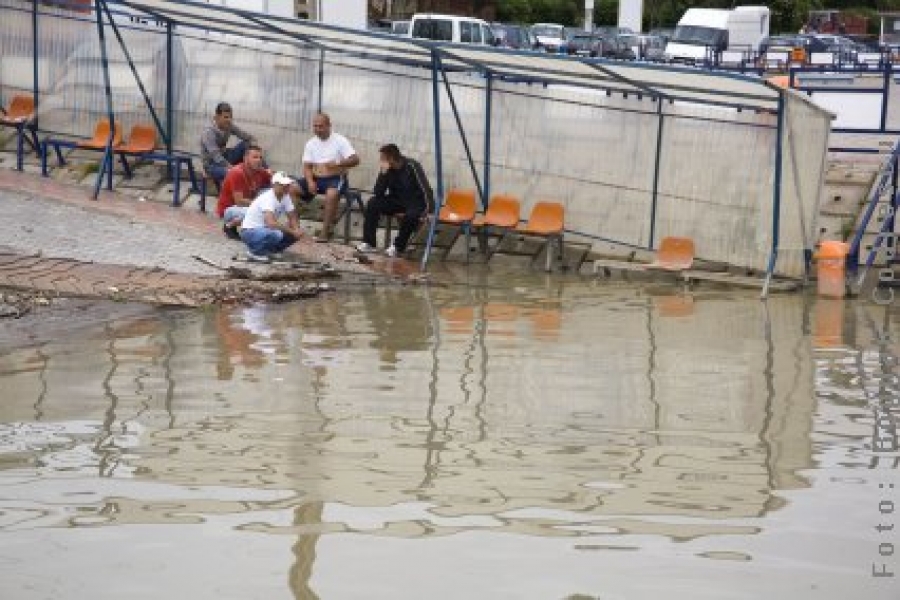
[78,119,123,150]
[473,194,520,229]
[515,201,566,271]
[648,236,695,271]
[0,94,35,124]
[437,188,478,260]
[517,201,564,236]
[117,123,157,154]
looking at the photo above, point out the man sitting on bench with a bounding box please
[201,102,258,188]
[296,113,359,243]
[356,143,433,258]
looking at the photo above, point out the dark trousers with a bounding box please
[363,195,425,252]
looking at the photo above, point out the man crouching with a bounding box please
[240,172,305,262]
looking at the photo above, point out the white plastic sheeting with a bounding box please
[0,0,830,277]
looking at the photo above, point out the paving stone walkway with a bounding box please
[0,169,417,308]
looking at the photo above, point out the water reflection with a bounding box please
[1,281,899,598]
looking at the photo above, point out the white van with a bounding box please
[665,6,770,64]
[409,13,495,45]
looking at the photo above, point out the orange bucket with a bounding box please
[815,241,849,298]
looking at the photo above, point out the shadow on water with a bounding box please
[1,263,899,599]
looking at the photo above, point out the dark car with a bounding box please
[565,30,598,56]
[599,35,637,60]
[648,27,674,44]
[619,33,667,61]
[492,23,535,50]
[562,31,635,60]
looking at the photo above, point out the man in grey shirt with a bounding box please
[200,102,257,186]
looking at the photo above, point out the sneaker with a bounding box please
[385,245,398,258]
[246,251,270,263]
[356,242,376,253]
[223,223,241,241]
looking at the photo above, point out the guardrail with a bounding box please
[847,140,900,290]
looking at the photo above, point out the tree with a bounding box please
[496,0,533,23]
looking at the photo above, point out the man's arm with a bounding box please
[410,159,435,214]
[200,126,226,166]
[286,212,303,237]
[263,210,302,238]
[302,162,317,194]
[230,123,256,145]
[338,153,360,171]
[373,171,388,199]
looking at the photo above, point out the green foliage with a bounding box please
[496,0,583,27]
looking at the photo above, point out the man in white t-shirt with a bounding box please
[297,112,360,242]
[240,172,305,261]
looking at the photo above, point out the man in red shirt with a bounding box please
[216,144,271,239]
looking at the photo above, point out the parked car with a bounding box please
[492,23,535,50]
[531,23,569,53]
[409,13,494,45]
[565,30,597,56]
[391,20,410,36]
[648,27,674,44]
[618,33,667,61]
[574,34,636,60]
[603,35,637,60]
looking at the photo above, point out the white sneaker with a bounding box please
[385,245,398,258]
[356,242,376,253]
[246,251,270,263]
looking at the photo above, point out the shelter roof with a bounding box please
[115,0,782,111]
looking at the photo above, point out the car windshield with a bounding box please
[412,19,452,41]
[532,25,562,38]
[672,25,725,47]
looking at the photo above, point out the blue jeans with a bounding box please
[207,141,249,184]
[240,227,296,256]
[223,205,247,225]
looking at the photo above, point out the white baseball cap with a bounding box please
[272,171,295,185]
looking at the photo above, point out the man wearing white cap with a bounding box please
[240,172,305,261]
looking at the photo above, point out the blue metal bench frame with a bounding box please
[0,116,41,171]
[41,136,203,210]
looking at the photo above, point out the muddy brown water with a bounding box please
[1,266,899,599]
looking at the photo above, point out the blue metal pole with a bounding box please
[482,72,492,212]
[31,0,38,134]
[100,0,168,147]
[93,0,116,199]
[761,93,785,298]
[421,50,445,272]
[166,21,174,154]
[439,67,483,203]
[317,48,324,113]
[882,63,891,133]
[649,97,664,249]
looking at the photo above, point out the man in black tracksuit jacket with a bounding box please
[358,143,434,257]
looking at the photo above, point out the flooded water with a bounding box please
[1,268,899,599]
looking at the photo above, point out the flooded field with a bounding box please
[1,267,899,599]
